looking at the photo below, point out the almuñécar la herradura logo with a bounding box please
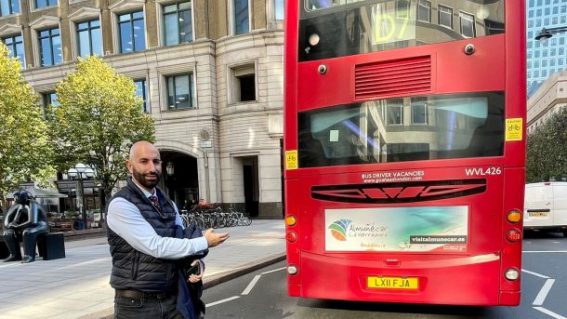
[328,219,352,241]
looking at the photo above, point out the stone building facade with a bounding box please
[0,0,285,218]
[527,69,567,135]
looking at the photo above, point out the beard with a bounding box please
[132,170,161,189]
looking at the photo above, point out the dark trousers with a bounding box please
[114,292,183,319]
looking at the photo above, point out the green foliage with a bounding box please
[48,56,155,206]
[526,107,567,182]
[0,42,55,200]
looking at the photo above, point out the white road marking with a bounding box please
[533,307,567,319]
[207,266,284,306]
[206,296,240,307]
[523,268,566,319]
[524,251,567,253]
[533,279,555,306]
[241,275,261,295]
[0,263,21,269]
[262,266,286,275]
[522,269,551,279]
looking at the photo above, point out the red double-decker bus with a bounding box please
[284,0,525,306]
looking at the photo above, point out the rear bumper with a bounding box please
[288,251,520,306]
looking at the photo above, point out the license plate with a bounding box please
[529,211,548,217]
[367,276,419,290]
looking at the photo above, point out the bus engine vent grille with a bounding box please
[355,56,431,100]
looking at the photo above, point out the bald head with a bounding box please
[127,141,162,191]
[129,141,157,160]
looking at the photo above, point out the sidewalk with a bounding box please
[0,219,285,319]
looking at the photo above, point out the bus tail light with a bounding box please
[287,265,298,275]
[507,209,522,223]
[505,268,520,281]
[506,229,522,242]
[286,231,298,243]
[286,215,297,226]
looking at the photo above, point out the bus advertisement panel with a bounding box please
[284,0,525,306]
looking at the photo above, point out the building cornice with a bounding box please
[0,23,22,37]
[29,16,60,29]
[68,7,102,22]
[108,0,145,12]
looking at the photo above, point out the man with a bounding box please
[107,140,229,318]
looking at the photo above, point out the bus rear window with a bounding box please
[299,0,505,61]
[298,92,504,168]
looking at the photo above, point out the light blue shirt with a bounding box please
[107,182,208,260]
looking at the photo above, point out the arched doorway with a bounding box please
[160,151,199,212]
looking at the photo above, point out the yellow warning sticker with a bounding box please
[285,150,298,170]
[505,118,523,141]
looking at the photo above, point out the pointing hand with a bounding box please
[204,228,229,247]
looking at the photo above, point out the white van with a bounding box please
[524,182,567,235]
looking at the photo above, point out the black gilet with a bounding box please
[107,177,178,293]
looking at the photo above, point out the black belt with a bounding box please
[115,289,171,300]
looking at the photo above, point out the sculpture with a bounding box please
[2,191,49,263]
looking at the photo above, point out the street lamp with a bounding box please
[166,161,175,176]
[535,26,567,41]
[165,161,175,201]
[67,163,94,230]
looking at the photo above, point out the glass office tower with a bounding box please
[527,0,567,96]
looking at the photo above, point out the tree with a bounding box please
[49,56,154,214]
[0,42,55,202]
[526,107,567,182]
[526,127,547,182]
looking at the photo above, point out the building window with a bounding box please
[77,20,102,57]
[275,0,284,20]
[118,11,146,53]
[134,79,148,113]
[0,0,19,16]
[43,91,59,106]
[396,0,409,18]
[229,64,256,104]
[163,1,192,46]
[439,5,453,29]
[1,34,25,66]
[35,0,56,9]
[38,27,62,66]
[417,0,430,22]
[234,0,249,35]
[386,99,403,125]
[411,97,428,125]
[167,74,194,109]
[459,12,475,38]
[43,91,59,117]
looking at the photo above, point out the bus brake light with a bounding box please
[286,231,298,243]
[506,229,522,242]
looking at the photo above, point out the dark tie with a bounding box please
[149,195,160,210]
